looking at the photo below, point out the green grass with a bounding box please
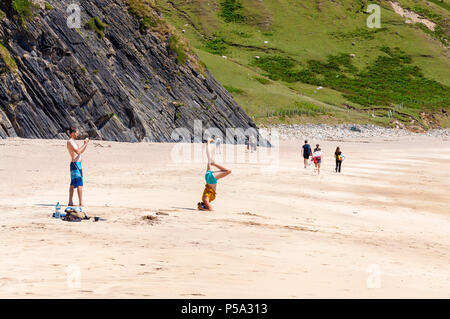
[251,55,297,81]
[330,27,389,40]
[418,23,449,46]
[265,101,327,118]
[397,0,450,45]
[113,113,123,124]
[220,0,246,23]
[405,5,443,21]
[0,43,17,73]
[255,48,449,109]
[140,16,156,30]
[204,35,227,55]
[224,85,244,93]
[126,0,161,31]
[12,0,38,29]
[86,17,108,39]
[169,34,188,64]
[252,47,449,127]
[156,0,450,128]
[427,0,450,11]
[0,10,6,20]
[254,76,271,85]
[12,0,34,18]
[127,0,156,17]
[196,50,361,123]
[45,2,53,10]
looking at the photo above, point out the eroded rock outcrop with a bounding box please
[0,0,256,141]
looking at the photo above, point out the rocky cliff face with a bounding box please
[0,0,256,141]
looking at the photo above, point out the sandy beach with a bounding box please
[0,135,449,298]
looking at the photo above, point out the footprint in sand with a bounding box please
[238,212,268,219]
[142,215,160,225]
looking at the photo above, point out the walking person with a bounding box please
[335,146,344,173]
[66,127,89,207]
[312,144,322,175]
[249,134,257,153]
[302,140,312,168]
[215,136,222,154]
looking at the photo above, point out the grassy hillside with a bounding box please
[155,0,450,129]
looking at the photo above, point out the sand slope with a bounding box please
[0,136,449,298]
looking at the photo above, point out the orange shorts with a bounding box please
[202,184,216,202]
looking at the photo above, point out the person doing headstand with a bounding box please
[198,138,232,211]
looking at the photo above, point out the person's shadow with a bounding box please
[36,204,199,211]
[35,203,67,207]
[171,206,197,211]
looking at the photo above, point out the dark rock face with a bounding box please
[0,0,256,141]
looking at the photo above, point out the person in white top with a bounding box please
[66,127,89,207]
[249,134,257,153]
[215,136,222,154]
[312,144,322,175]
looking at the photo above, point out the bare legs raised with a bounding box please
[206,138,231,179]
[211,162,232,180]
[206,138,215,171]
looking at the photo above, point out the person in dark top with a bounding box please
[335,146,343,173]
[301,140,312,168]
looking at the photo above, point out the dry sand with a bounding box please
[0,135,449,298]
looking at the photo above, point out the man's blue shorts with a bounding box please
[70,162,83,188]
